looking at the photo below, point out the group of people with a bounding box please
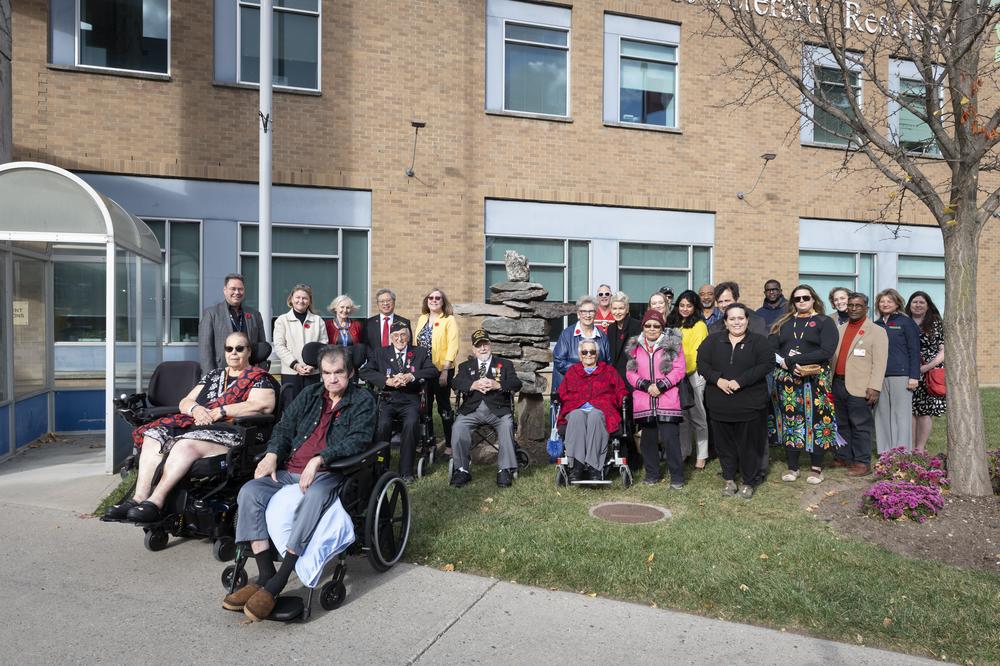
[549,280,947,499]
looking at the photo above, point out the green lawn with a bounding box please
[405,390,1000,664]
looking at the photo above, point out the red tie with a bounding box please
[381,316,389,347]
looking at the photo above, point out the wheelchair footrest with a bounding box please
[267,595,305,622]
[571,479,613,486]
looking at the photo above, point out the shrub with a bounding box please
[862,480,944,523]
[873,447,949,488]
[988,448,1000,495]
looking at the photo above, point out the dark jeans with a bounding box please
[786,448,825,471]
[714,410,767,486]
[832,375,875,466]
[426,369,455,447]
[377,397,420,477]
[639,422,682,484]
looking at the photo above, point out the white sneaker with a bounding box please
[781,470,800,482]
[806,471,824,485]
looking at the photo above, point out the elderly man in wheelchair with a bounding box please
[222,344,377,622]
[103,332,278,524]
[449,329,523,488]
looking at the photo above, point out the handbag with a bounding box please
[678,375,696,410]
[926,367,946,397]
[797,363,823,377]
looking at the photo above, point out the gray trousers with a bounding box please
[565,409,608,470]
[451,402,517,471]
[679,372,708,460]
[874,376,913,453]
[235,471,342,555]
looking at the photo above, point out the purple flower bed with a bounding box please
[862,480,945,523]
[873,447,949,488]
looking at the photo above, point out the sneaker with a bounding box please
[401,475,416,486]
[738,484,755,500]
[669,482,685,490]
[450,468,472,488]
[721,480,738,497]
[806,468,824,485]
[496,468,514,487]
[781,470,800,482]
[642,477,661,485]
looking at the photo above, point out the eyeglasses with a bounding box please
[643,323,662,329]
[578,310,596,315]
[427,295,442,301]
[792,295,813,303]
[224,345,247,353]
[579,350,598,356]
[597,291,611,297]
[377,299,394,304]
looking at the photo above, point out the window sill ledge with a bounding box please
[213,81,322,96]
[47,63,171,82]
[800,141,857,152]
[486,110,573,123]
[604,121,682,135]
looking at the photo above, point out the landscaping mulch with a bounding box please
[815,479,1000,573]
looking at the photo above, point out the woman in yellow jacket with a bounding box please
[415,287,460,454]
[667,290,710,469]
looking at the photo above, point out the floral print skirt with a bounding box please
[769,366,839,452]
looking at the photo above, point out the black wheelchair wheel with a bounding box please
[620,466,634,489]
[144,528,168,552]
[221,565,248,590]
[364,472,411,572]
[516,448,530,470]
[416,457,425,479]
[320,581,347,610]
[213,537,236,562]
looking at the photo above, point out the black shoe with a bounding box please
[401,475,416,486]
[590,466,604,482]
[103,498,137,520]
[125,500,161,523]
[450,469,472,488]
[569,463,585,483]
[496,468,514,487]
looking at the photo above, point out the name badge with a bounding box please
[853,348,866,357]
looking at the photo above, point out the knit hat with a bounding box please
[641,309,665,327]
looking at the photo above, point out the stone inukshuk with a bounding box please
[454,251,576,441]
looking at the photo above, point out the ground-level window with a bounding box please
[238,0,320,90]
[897,255,945,311]
[144,219,201,343]
[53,256,134,343]
[239,224,369,321]
[798,250,876,308]
[78,0,169,74]
[619,243,711,318]
[0,251,7,403]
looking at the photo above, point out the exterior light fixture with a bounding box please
[405,120,427,178]
[737,152,777,200]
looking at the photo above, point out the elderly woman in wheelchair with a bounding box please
[222,344,377,622]
[104,332,278,523]
[555,339,628,483]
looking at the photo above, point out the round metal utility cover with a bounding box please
[589,502,671,524]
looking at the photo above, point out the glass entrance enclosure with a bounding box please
[0,162,163,472]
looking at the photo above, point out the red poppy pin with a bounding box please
[434,322,439,327]
[245,313,252,319]
[304,323,311,329]
[407,351,413,359]
[858,329,864,335]
[808,321,816,327]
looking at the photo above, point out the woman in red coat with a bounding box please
[325,294,364,347]
[557,339,628,482]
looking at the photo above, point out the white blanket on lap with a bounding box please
[264,484,356,589]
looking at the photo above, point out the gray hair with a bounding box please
[578,339,599,355]
[328,294,358,314]
[576,295,597,308]
[610,290,630,307]
[376,288,396,302]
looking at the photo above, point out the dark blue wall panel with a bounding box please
[15,394,49,449]
[55,390,106,432]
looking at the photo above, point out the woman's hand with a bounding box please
[907,378,919,391]
[255,452,278,481]
[716,378,737,395]
[439,370,449,387]
[296,363,314,376]
[647,384,661,398]
[191,405,215,426]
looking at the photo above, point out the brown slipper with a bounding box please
[222,583,261,611]
[243,588,276,622]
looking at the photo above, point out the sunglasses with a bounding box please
[597,291,611,297]
[792,295,813,303]
[427,295,442,301]
[224,345,247,353]
[579,350,598,356]
[643,322,662,329]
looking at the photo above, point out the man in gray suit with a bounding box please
[199,273,266,371]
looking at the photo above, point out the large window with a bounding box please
[619,39,677,127]
[889,60,942,156]
[503,23,569,116]
[53,255,134,343]
[802,48,862,146]
[485,236,589,340]
[78,0,169,74]
[240,225,368,320]
[239,0,320,90]
[619,243,711,318]
[144,220,201,343]
[14,257,48,397]
[898,255,945,311]
[799,250,875,308]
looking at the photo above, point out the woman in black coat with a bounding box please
[697,303,773,499]
[606,291,642,384]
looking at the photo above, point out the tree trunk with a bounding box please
[941,214,992,495]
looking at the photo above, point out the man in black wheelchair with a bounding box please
[223,345,377,622]
[450,329,523,488]
[103,332,278,523]
[360,320,438,482]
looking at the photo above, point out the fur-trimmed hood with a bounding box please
[625,328,683,374]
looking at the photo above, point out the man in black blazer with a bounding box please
[360,320,438,481]
[199,273,266,371]
[450,330,523,488]
[362,288,412,352]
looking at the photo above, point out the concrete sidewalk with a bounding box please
[0,438,936,665]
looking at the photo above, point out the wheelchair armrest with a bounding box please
[323,442,389,473]
[139,405,181,420]
[114,392,147,410]
[232,414,276,428]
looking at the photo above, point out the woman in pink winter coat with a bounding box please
[626,309,687,488]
